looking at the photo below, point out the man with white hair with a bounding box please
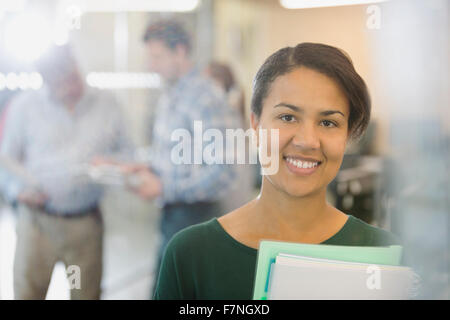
[0,45,130,299]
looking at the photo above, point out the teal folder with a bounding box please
[252,240,403,300]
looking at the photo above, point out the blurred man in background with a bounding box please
[122,20,239,296]
[0,45,129,299]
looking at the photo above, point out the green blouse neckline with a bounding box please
[211,215,355,254]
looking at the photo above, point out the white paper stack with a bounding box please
[267,253,418,300]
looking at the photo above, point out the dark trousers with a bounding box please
[151,201,223,298]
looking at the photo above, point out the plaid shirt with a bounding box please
[150,68,239,205]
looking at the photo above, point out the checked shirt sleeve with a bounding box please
[159,87,239,204]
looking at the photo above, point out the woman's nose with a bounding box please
[291,123,321,150]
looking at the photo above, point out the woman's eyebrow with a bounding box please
[320,110,346,117]
[274,103,346,117]
[273,103,303,112]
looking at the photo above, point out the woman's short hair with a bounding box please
[142,20,191,53]
[251,43,371,139]
[35,44,78,83]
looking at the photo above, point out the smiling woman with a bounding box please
[254,66,351,200]
[154,43,400,300]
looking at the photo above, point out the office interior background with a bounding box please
[0,0,448,299]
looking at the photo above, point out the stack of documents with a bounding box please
[253,241,418,300]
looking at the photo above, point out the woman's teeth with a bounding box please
[285,157,319,169]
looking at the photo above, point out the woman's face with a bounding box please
[252,67,350,198]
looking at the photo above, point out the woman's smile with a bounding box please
[283,155,322,176]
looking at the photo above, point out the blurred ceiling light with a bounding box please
[280,0,388,9]
[0,72,43,91]
[4,13,52,63]
[29,72,44,90]
[86,72,161,89]
[18,72,29,90]
[57,0,200,12]
[0,0,26,12]
[5,73,19,90]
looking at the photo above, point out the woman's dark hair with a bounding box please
[251,43,371,139]
[206,62,235,93]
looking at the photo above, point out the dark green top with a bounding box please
[154,215,400,300]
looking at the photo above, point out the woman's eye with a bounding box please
[321,120,337,128]
[280,114,296,122]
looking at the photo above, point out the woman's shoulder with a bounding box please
[350,215,401,246]
[165,218,222,254]
[330,215,401,247]
[155,218,222,300]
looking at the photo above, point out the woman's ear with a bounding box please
[250,112,260,147]
[250,112,259,131]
